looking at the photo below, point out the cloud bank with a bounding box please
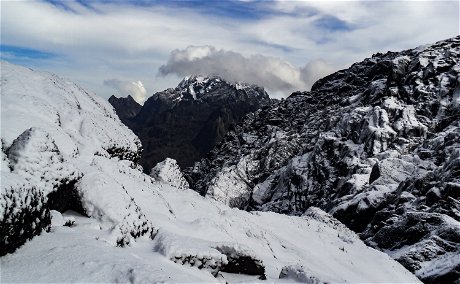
[159,46,335,96]
[104,79,147,104]
[1,0,458,100]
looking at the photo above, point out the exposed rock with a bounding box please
[110,76,272,170]
[108,95,142,127]
[187,36,460,282]
[215,244,266,279]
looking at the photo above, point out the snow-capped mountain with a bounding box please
[0,62,419,282]
[109,75,272,170]
[187,37,460,282]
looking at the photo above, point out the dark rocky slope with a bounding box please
[108,95,142,127]
[187,37,460,282]
[111,76,271,171]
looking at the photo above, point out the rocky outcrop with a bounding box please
[150,158,189,190]
[110,76,272,170]
[215,244,266,279]
[187,36,460,282]
[108,95,142,127]
[1,128,82,255]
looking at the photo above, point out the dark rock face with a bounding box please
[187,36,460,282]
[215,245,266,279]
[108,95,142,127]
[110,76,271,171]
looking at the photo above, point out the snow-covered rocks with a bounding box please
[1,62,420,282]
[150,158,189,190]
[0,62,147,254]
[1,127,81,255]
[153,230,229,276]
[112,74,271,170]
[1,190,420,283]
[187,36,460,282]
[50,210,75,227]
[7,127,80,193]
[278,264,323,283]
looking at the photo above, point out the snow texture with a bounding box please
[150,158,189,190]
[0,62,419,283]
[187,36,460,282]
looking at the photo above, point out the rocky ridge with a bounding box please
[108,95,142,127]
[110,75,272,170]
[187,36,460,282]
[0,62,419,283]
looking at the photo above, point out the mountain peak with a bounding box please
[108,94,142,125]
[117,75,271,170]
[176,75,226,100]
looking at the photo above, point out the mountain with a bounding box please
[108,94,142,127]
[109,75,272,171]
[0,62,419,283]
[187,37,460,282]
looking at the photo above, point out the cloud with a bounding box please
[1,0,458,100]
[158,46,335,96]
[104,79,148,104]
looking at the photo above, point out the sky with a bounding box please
[1,0,459,103]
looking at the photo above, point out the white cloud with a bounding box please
[1,0,458,100]
[104,79,147,104]
[159,46,335,96]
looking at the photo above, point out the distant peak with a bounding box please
[175,75,226,100]
[109,94,137,103]
[178,75,223,87]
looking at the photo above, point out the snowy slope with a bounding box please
[1,62,141,161]
[2,160,419,283]
[1,62,419,282]
[1,62,148,253]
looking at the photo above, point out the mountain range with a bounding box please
[1,36,459,283]
[186,36,460,282]
[109,76,271,170]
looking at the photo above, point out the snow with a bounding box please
[453,77,460,107]
[236,82,248,90]
[2,193,421,282]
[7,127,80,194]
[1,62,420,283]
[50,210,65,227]
[150,158,189,190]
[0,62,140,161]
[206,156,257,208]
[1,212,217,283]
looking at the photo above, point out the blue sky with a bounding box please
[2,0,459,101]
[1,45,57,61]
